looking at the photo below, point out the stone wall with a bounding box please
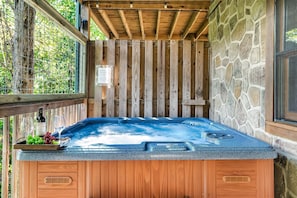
[208,0,267,138]
[208,0,297,197]
[275,151,297,198]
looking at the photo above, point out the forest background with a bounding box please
[0,0,104,194]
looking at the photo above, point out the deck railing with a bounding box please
[0,98,87,198]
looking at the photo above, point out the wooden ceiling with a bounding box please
[80,0,210,40]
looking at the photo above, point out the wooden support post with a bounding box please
[94,40,103,117]
[119,40,128,117]
[195,42,204,117]
[182,40,191,117]
[169,41,178,117]
[144,41,153,117]
[157,41,166,116]
[1,116,10,198]
[106,40,115,117]
[131,40,141,117]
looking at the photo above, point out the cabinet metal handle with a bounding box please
[223,176,251,183]
[44,176,73,185]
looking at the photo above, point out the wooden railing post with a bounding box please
[1,116,10,198]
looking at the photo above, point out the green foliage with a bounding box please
[286,28,297,43]
[0,0,82,95]
[90,19,106,40]
[33,12,77,94]
[0,0,13,94]
[47,0,76,26]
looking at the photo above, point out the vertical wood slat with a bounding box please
[205,160,216,198]
[184,160,193,196]
[119,40,128,117]
[92,40,207,117]
[117,161,126,197]
[12,115,21,198]
[135,161,151,197]
[106,40,116,117]
[151,160,168,197]
[20,162,38,198]
[1,116,10,198]
[86,160,204,197]
[167,160,176,197]
[144,41,153,117]
[193,161,204,197]
[169,41,179,117]
[79,101,87,121]
[100,161,109,197]
[125,161,135,197]
[109,161,118,198]
[131,40,141,117]
[195,42,204,117]
[94,40,103,117]
[90,161,100,197]
[182,40,192,117]
[78,162,86,198]
[157,40,166,116]
[176,160,186,196]
[257,160,274,198]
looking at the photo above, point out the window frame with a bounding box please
[266,0,297,141]
[0,0,89,105]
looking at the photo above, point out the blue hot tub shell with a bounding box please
[17,117,277,161]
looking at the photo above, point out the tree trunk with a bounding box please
[12,0,35,94]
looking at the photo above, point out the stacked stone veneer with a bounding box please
[208,0,267,138]
[208,0,297,197]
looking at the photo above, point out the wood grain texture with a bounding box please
[257,160,274,198]
[106,40,116,117]
[131,40,141,116]
[205,160,274,198]
[90,40,208,117]
[195,41,204,117]
[215,160,257,197]
[182,40,192,117]
[1,117,10,198]
[144,41,153,117]
[87,160,203,198]
[94,40,103,117]
[18,159,274,198]
[156,40,166,116]
[169,40,179,117]
[119,40,128,116]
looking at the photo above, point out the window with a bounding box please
[0,0,86,96]
[275,0,297,123]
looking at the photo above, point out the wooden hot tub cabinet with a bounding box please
[19,159,274,198]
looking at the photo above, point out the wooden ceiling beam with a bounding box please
[194,18,208,41]
[182,11,201,39]
[138,10,145,39]
[83,1,210,11]
[155,10,161,40]
[90,9,110,38]
[83,0,210,2]
[196,35,208,41]
[89,7,208,11]
[168,10,180,39]
[118,10,132,39]
[98,10,120,39]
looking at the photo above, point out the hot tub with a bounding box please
[17,117,276,198]
[18,117,276,160]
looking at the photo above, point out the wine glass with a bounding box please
[20,116,34,141]
[54,115,66,144]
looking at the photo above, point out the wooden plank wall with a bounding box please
[87,160,204,198]
[88,40,208,118]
